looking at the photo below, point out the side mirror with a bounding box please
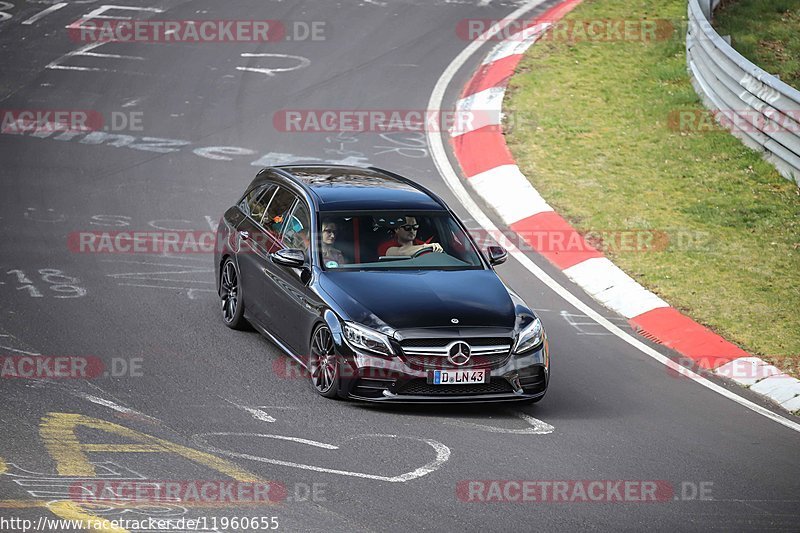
[486,245,508,266]
[270,248,306,268]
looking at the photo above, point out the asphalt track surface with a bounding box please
[0,1,798,532]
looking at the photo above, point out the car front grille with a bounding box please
[397,378,514,396]
[400,337,510,348]
[399,337,512,369]
[403,353,509,369]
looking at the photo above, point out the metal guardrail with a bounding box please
[687,0,800,185]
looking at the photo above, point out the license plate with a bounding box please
[429,369,487,385]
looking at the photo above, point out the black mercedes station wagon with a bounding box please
[215,165,549,403]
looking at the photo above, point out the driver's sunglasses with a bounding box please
[400,224,420,231]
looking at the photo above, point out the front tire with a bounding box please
[310,325,340,399]
[220,258,248,330]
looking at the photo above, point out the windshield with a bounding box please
[316,211,485,271]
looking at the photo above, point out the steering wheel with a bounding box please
[412,246,434,258]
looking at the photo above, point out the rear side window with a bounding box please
[242,184,275,223]
[281,201,311,251]
[263,187,298,237]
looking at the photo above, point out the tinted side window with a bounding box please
[263,187,298,238]
[244,184,275,223]
[282,201,311,251]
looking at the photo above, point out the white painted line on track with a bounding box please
[223,398,277,423]
[561,310,622,336]
[237,53,310,77]
[444,410,554,434]
[22,2,67,25]
[72,391,160,424]
[46,41,144,73]
[79,51,145,60]
[160,254,208,262]
[111,276,213,284]
[192,433,451,483]
[198,432,337,450]
[101,260,207,268]
[5,461,144,481]
[426,0,800,433]
[117,283,214,299]
[75,392,134,414]
[0,346,41,356]
[240,407,276,423]
[63,4,164,30]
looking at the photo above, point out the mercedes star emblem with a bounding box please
[447,341,471,366]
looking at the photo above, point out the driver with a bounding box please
[321,218,345,266]
[385,216,444,256]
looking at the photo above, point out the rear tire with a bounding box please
[220,258,248,330]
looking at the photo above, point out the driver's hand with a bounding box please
[429,243,444,253]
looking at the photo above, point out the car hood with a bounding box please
[318,269,516,331]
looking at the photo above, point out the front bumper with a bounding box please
[336,343,549,403]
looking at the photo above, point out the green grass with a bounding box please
[714,0,800,89]
[504,0,800,381]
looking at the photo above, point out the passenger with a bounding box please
[279,215,310,251]
[385,216,443,256]
[321,218,346,266]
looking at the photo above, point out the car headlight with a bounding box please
[343,322,395,357]
[513,317,544,354]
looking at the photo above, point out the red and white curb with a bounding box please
[448,0,800,413]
